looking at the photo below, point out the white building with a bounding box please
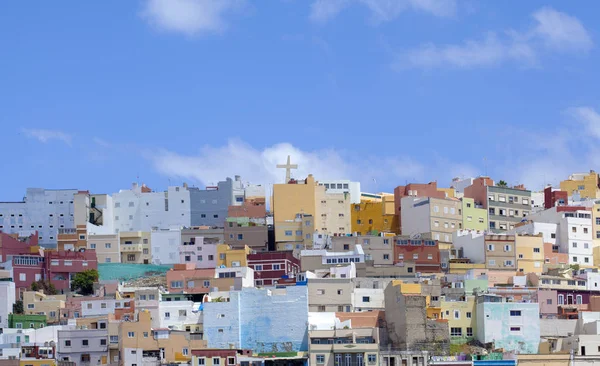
[214,266,255,289]
[451,177,475,195]
[576,269,600,292]
[158,301,202,331]
[301,245,366,266]
[81,299,131,318]
[530,191,545,214]
[0,281,15,330]
[112,183,191,233]
[150,227,182,265]
[0,188,78,247]
[352,288,384,311]
[529,207,593,266]
[453,230,486,264]
[511,221,558,245]
[317,180,361,204]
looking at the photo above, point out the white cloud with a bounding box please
[148,138,426,191]
[22,128,72,146]
[533,7,593,52]
[569,107,600,139]
[310,0,455,23]
[92,137,112,148]
[310,0,349,23]
[398,32,536,69]
[141,0,244,36]
[398,7,591,69]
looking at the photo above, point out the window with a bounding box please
[171,281,183,288]
[573,242,578,248]
[467,327,473,337]
[179,309,187,317]
[105,243,111,249]
[466,312,472,318]
[383,254,389,260]
[213,214,219,218]
[101,303,107,309]
[488,259,496,266]
[65,340,71,347]
[363,296,370,302]
[368,355,376,364]
[204,280,210,287]
[228,357,236,365]
[510,327,521,332]
[316,355,325,364]
[584,227,589,234]
[317,289,325,295]
[573,227,577,233]
[82,339,89,346]
[450,328,462,336]
[534,247,541,253]
[164,312,171,319]
[487,244,494,251]
[547,299,553,305]
[182,348,189,356]
[100,339,107,346]
[285,230,293,236]
[510,310,522,316]
[213,358,221,365]
[551,233,556,239]
[198,358,206,365]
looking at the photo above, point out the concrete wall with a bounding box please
[151,228,182,265]
[204,286,309,352]
[0,281,16,329]
[190,178,236,227]
[353,288,385,311]
[476,301,540,354]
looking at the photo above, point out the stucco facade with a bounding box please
[401,196,461,250]
[203,286,309,352]
[475,296,540,354]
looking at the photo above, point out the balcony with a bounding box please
[120,244,143,252]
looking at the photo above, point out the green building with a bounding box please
[461,197,488,231]
[8,313,47,329]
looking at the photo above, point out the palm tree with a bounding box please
[497,180,508,187]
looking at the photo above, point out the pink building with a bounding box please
[538,289,558,318]
[247,251,299,286]
[45,250,98,293]
[0,232,39,261]
[195,238,217,269]
[12,254,44,298]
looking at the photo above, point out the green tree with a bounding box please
[30,281,40,291]
[497,180,508,187]
[71,269,99,295]
[13,300,23,314]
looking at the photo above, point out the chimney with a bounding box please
[132,182,138,190]
[235,175,241,182]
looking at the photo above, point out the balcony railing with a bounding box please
[120,244,143,252]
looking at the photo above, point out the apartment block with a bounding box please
[560,171,600,198]
[454,232,516,271]
[331,235,395,266]
[475,294,540,354]
[317,180,361,204]
[515,234,545,274]
[119,310,205,365]
[0,188,78,248]
[394,182,447,235]
[308,278,354,312]
[309,327,379,366]
[57,329,109,365]
[87,233,120,264]
[461,197,488,231]
[393,238,441,273]
[23,291,66,324]
[247,251,300,286]
[529,206,593,267]
[401,196,461,250]
[351,193,398,235]
[118,231,151,264]
[225,219,269,252]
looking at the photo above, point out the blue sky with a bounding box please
[2,0,600,199]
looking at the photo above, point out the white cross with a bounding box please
[276,155,298,183]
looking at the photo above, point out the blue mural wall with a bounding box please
[203,285,309,353]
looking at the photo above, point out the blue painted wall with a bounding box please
[203,286,309,353]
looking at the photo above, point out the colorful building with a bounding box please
[216,244,251,268]
[393,238,441,273]
[351,194,398,235]
[560,171,600,198]
[247,251,300,286]
[515,234,545,274]
[441,296,476,344]
[461,197,488,231]
[475,295,540,354]
[8,313,47,329]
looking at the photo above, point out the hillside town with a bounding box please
[2,159,600,366]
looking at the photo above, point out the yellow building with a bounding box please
[515,234,545,274]
[441,296,476,343]
[438,187,456,199]
[273,174,351,246]
[119,311,206,365]
[351,194,398,235]
[274,213,314,250]
[448,261,486,275]
[22,291,66,324]
[461,197,488,231]
[119,231,152,264]
[593,203,600,250]
[560,171,600,198]
[216,244,251,267]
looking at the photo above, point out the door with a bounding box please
[582,346,586,356]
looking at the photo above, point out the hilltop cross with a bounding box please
[277,155,298,183]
